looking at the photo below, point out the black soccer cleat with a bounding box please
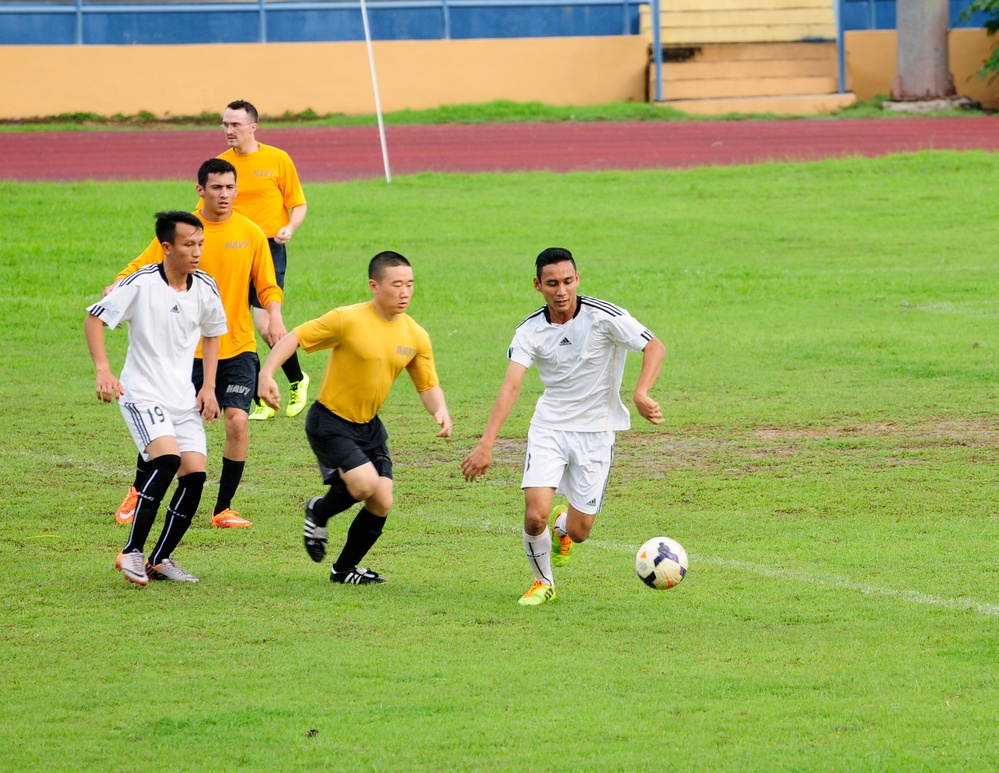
[330,566,387,585]
[303,497,328,563]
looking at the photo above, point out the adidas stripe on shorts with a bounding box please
[521,425,614,515]
[120,400,207,461]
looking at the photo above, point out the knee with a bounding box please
[178,470,207,495]
[365,490,393,517]
[524,509,548,535]
[226,410,249,440]
[346,477,379,503]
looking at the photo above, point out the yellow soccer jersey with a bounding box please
[115,211,282,359]
[216,143,306,238]
[296,301,440,424]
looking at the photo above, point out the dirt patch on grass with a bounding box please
[614,418,999,475]
[392,419,999,475]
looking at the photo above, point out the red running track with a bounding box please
[1,117,998,182]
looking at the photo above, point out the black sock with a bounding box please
[214,457,245,514]
[282,351,304,384]
[333,508,385,571]
[123,454,180,554]
[132,454,151,490]
[312,477,358,526]
[149,471,205,565]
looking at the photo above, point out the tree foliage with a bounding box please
[963,0,999,78]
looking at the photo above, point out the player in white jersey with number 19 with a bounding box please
[85,211,228,586]
[461,247,666,606]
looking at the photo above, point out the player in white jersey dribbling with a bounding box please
[85,211,228,586]
[461,247,666,606]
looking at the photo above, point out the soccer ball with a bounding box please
[635,536,688,589]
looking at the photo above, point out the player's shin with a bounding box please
[523,529,554,586]
[122,454,181,554]
[149,471,206,565]
[332,508,384,571]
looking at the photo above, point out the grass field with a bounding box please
[2,151,998,770]
[0,96,986,131]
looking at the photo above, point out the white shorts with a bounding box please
[521,425,615,515]
[119,401,207,461]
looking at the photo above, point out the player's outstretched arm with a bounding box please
[633,337,666,425]
[198,336,221,422]
[258,330,301,410]
[419,385,453,438]
[461,361,528,482]
[84,314,124,403]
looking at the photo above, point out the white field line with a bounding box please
[453,513,999,618]
[594,538,999,618]
[3,448,131,477]
[9,448,998,618]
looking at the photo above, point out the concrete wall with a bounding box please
[846,28,999,108]
[1,29,997,119]
[0,37,648,120]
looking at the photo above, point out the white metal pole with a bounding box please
[360,0,392,183]
[651,0,662,102]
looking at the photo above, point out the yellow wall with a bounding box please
[846,28,999,109]
[641,0,836,45]
[1,29,997,118]
[0,37,647,120]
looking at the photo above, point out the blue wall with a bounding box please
[0,0,986,46]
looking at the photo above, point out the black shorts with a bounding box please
[192,351,259,413]
[249,239,286,309]
[305,401,393,485]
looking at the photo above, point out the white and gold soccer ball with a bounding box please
[635,536,688,589]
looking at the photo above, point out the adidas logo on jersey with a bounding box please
[587,498,597,506]
[558,337,572,346]
[170,305,180,313]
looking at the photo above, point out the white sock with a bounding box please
[554,511,568,538]
[523,529,553,586]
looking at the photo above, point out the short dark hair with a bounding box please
[536,247,576,279]
[155,210,202,246]
[226,99,258,123]
[369,250,411,280]
[198,158,237,187]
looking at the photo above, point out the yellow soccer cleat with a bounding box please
[286,373,311,418]
[518,580,556,606]
[248,398,276,421]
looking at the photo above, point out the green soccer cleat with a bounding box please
[518,580,556,606]
[286,373,311,418]
[550,505,572,567]
[248,398,276,421]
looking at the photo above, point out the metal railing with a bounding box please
[0,0,640,45]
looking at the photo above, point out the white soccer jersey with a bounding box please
[508,296,655,432]
[86,264,227,414]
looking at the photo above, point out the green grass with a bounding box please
[0,96,989,131]
[2,152,998,770]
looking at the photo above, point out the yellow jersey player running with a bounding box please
[109,159,285,529]
[258,251,452,585]
[217,99,311,422]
